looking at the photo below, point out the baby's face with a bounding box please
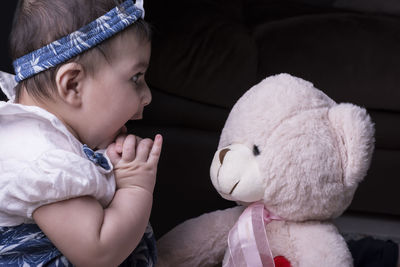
[78,33,151,149]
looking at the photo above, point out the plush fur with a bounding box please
[156,74,375,267]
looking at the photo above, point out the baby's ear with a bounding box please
[55,63,85,106]
[328,103,375,187]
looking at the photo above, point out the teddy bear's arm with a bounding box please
[284,221,353,267]
[156,206,244,267]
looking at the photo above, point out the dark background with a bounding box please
[0,2,17,74]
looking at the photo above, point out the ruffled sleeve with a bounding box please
[0,149,115,226]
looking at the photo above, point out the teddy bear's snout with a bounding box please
[210,144,265,202]
[219,148,230,164]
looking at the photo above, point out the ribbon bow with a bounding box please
[82,144,111,170]
[225,202,281,267]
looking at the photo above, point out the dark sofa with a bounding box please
[1,0,400,239]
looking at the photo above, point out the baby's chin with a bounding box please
[94,142,111,150]
[96,128,126,150]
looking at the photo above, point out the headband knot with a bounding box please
[13,0,144,83]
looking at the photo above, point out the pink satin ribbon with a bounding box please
[225,202,281,267]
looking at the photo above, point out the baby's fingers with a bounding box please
[106,143,121,165]
[136,138,154,162]
[135,136,143,146]
[115,134,127,154]
[148,134,163,165]
[121,134,137,162]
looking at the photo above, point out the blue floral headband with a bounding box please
[12,0,144,83]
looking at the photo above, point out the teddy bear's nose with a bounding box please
[219,148,230,164]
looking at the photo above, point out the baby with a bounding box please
[0,0,162,266]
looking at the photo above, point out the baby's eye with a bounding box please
[131,73,144,84]
[253,145,260,156]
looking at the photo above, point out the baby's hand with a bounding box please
[106,134,163,193]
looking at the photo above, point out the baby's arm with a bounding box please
[33,134,162,267]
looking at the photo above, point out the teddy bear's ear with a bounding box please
[328,103,375,187]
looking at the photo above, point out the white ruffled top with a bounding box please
[0,72,116,226]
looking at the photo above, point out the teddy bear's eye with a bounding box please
[253,145,260,156]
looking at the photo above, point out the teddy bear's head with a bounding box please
[210,74,374,221]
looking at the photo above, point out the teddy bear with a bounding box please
[156,73,375,267]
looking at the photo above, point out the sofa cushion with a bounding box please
[146,0,258,109]
[146,0,400,112]
[253,11,400,111]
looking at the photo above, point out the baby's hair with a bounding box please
[9,0,151,101]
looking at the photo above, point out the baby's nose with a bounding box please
[142,84,152,106]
